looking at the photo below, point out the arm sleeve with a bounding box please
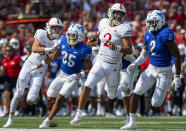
[120,24,132,37]
[134,49,149,66]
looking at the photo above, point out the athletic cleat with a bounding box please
[3,119,12,128]
[39,121,50,128]
[70,119,81,126]
[123,116,130,125]
[120,121,137,130]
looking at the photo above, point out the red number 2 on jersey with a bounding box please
[104,33,111,47]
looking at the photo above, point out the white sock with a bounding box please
[129,113,136,122]
[44,117,50,123]
[126,115,130,121]
[3,105,6,114]
[9,114,13,119]
[74,109,83,121]
[97,103,101,111]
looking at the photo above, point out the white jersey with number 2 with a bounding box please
[98,18,132,63]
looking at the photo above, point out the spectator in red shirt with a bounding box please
[0,45,22,117]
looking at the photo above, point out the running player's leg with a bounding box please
[47,72,66,110]
[3,66,31,128]
[40,80,79,128]
[71,60,104,125]
[151,66,172,107]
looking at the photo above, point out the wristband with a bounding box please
[80,71,86,78]
[44,48,52,53]
[41,60,47,67]
[115,45,121,51]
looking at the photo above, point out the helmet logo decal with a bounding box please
[157,12,164,18]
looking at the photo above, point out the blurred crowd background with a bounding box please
[0,0,185,118]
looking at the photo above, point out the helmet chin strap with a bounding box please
[112,19,121,26]
[111,15,124,26]
[68,39,78,46]
[52,33,60,39]
[149,27,155,32]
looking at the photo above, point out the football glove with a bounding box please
[171,75,181,91]
[127,63,138,74]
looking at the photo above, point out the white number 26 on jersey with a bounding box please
[62,51,76,67]
[150,40,156,56]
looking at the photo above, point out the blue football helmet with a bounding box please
[146,10,165,32]
[66,24,85,46]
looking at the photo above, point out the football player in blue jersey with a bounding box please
[32,24,92,128]
[120,10,181,129]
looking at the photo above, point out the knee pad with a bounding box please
[151,98,162,107]
[16,78,26,96]
[59,80,78,98]
[27,94,37,103]
[151,88,165,107]
[121,85,131,98]
[105,84,117,99]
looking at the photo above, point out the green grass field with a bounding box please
[0,116,186,130]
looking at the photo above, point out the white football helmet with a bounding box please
[9,38,20,50]
[66,24,85,46]
[46,18,63,39]
[146,10,165,32]
[107,3,126,25]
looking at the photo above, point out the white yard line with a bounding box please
[80,121,186,124]
[8,116,186,120]
[0,129,185,131]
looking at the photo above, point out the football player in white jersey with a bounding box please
[3,17,63,128]
[70,3,133,126]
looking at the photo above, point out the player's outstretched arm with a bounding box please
[127,44,149,73]
[32,39,57,54]
[29,49,61,72]
[165,41,181,75]
[164,41,181,90]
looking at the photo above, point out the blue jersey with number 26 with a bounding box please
[60,36,92,75]
[144,25,174,67]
